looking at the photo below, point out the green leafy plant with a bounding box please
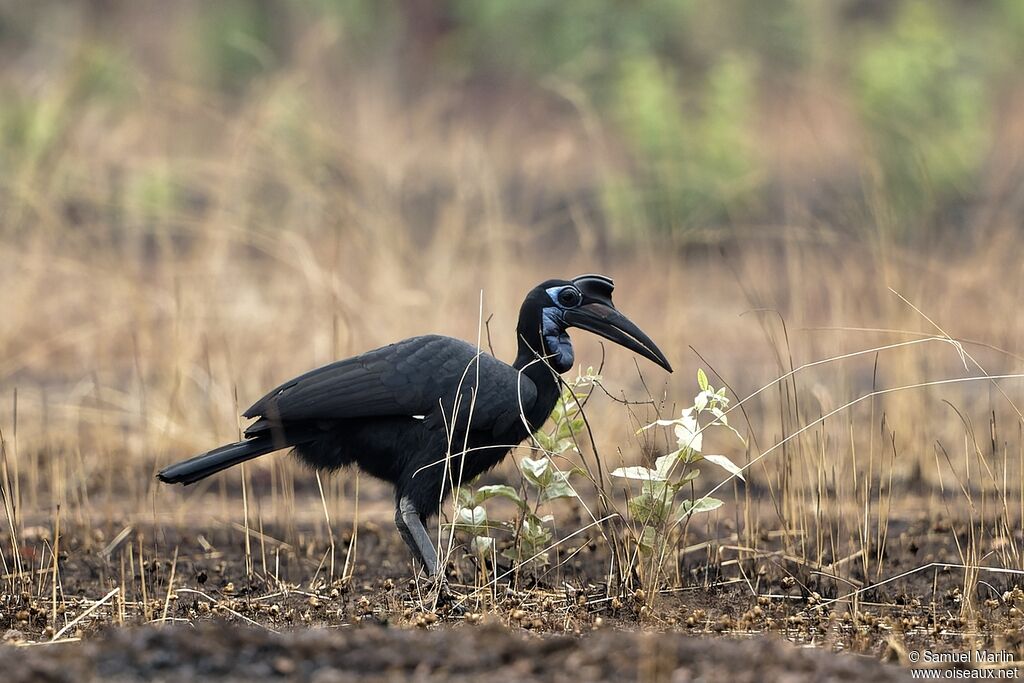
[612,369,745,578]
[454,370,598,571]
[853,0,989,233]
[194,0,277,95]
[604,52,758,239]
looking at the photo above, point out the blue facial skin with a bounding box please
[542,286,577,373]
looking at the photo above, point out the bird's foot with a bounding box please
[430,572,452,599]
[412,571,465,616]
[433,579,466,617]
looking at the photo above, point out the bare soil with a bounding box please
[1,620,912,683]
[2,512,1022,681]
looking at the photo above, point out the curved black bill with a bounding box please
[564,303,673,372]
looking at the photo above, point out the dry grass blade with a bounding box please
[52,588,120,642]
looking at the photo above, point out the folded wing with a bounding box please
[243,335,538,439]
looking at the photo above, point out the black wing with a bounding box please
[243,335,537,438]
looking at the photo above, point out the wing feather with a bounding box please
[243,335,538,438]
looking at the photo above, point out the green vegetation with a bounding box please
[0,1,1018,244]
[853,1,990,234]
[611,369,746,584]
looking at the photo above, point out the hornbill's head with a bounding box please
[518,274,673,374]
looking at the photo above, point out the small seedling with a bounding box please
[612,369,746,580]
[455,370,598,570]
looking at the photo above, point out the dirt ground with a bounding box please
[2,512,1022,681]
[1,620,913,683]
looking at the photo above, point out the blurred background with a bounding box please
[1,0,1023,549]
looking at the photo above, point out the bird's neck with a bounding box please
[515,311,574,372]
[513,324,567,429]
[513,334,546,373]
[513,318,569,373]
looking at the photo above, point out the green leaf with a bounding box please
[640,479,671,499]
[506,514,554,566]
[694,390,710,411]
[638,526,660,554]
[475,484,526,508]
[470,535,494,555]
[522,514,551,538]
[611,465,664,481]
[538,477,576,502]
[677,496,724,519]
[680,446,702,464]
[457,505,488,528]
[520,456,551,486]
[495,513,556,567]
[628,490,671,525]
[545,468,579,502]
[456,487,475,507]
[673,410,703,453]
[555,416,582,443]
[702,454,745,481]
[697,368,710,392]
[554,438,577,454]
[654,450,684,479]
[534,431,555,451]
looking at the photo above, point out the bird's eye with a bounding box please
[557,287,582,308]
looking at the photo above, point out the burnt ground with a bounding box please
[1,511,1022,681]
[1,620,912,683]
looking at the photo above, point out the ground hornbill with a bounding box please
[158,274,672,575]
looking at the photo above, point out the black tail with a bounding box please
[157,437,281,485]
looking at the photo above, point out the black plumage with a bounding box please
[158,274,672,575]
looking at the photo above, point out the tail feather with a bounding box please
[157,437,280,485]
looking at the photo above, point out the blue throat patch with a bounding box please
[541,306,574,373]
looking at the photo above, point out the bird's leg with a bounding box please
[397,496,438,576]
[394,506,426,569]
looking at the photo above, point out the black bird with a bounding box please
[157,275,672,575]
